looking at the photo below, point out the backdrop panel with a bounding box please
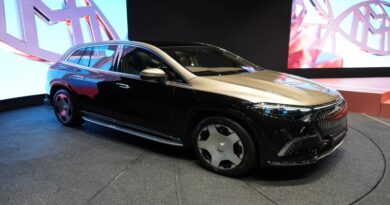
[0,0,128,100]
[128,0,390,78]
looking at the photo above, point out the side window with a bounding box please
[119,46,186,83]
[119,46,162,76]
[162,63,186,83]
[66,45,118,71]
[78,47,93,67]
[90,45,118,70]
[66,48,86,64]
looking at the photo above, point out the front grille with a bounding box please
[315,98,348,138]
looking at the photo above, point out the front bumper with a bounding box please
[247,98,348,166]
[267,127,347,166]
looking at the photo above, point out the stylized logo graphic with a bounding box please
[311,0,390,56]
[0,0,120,62]
[289,0,390,68]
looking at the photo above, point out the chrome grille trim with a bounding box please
[313,97,344,110]
[314,98,347,137]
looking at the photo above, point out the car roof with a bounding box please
[67,40,208,48]
[141,41,208,48]
[61,40,212,60]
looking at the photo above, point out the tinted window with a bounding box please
[78,47,93,67]
[90,45,118,70]
[66,48,86,64]
[66,45,117,71]
[162,46,261,76]
[119,46,162,75]
[162,63,185,83]
[119,46,185,82]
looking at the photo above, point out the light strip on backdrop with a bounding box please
[288,0,390,69]
[0,0,128,100]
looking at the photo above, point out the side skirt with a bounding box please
[81,111,184,147]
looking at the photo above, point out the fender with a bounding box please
[183,102,270,163]
[49,80,77,99]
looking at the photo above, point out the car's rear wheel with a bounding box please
[192,116,257,177]
[53,89,82,126]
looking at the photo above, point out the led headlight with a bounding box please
[253,103,313,121]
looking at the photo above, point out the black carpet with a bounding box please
[0,106,389,205]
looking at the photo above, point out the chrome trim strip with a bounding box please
[277,135,317,157]
[60,61,194,89]
[166,81,193,89]
[113,44,123,70]
[81,116,184,147]
[277,129,346,158]
[63,43,122,62]
[115,83,130,89]
[317,138,345,161]
[61,60,142,80]
[81,110,175,139]
[313,98,344,110]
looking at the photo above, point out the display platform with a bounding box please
[313,77,390,117]
[0,106,389,204]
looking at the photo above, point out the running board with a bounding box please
[82,116,184,147]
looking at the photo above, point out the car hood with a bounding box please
[191,69,340,106]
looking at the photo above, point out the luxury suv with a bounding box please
[46,41,348,176]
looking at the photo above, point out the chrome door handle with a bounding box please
[116,83,130,89]
[70,75,85,80]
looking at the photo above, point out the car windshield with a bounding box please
[161,46,262,76]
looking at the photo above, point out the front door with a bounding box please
[110,46,175,137]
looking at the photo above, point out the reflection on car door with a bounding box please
[64,45,118,116]
[110,46,175,138]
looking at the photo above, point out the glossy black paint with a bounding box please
[46,42,348,166]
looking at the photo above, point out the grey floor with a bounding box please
[0,106,389,205]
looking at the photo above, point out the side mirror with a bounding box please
[140,68,167,83]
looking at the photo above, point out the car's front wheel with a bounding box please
[192,116,257,177]
[53,89,82,126]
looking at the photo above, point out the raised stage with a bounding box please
[0,105,389,204]
[313,77,390,117]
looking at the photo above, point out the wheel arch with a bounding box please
[49,82,77,103]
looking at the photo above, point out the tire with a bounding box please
[192,116,257,177]
[52,89,82,127]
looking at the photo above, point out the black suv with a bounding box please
[46,41,348,176]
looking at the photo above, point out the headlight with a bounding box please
[252,103,313,121]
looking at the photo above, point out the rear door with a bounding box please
[63,44,119,116]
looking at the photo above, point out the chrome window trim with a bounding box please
[62,42,191,86]
[60,40,198,81]
[112,44,123,71]
[60,60,193,89]
[61,60,141,80]
[64,43,122,63]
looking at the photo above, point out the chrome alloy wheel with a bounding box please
[54,93,73,123]
[197,124,244,170]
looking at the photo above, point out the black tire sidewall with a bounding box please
[192,116,258,177]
